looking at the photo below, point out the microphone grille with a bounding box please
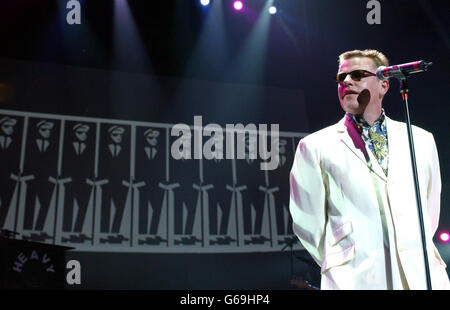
[376,66,388,80]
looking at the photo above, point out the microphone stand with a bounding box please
[281,237,297,277]
[398,74,432,290]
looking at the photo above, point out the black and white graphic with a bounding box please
[96,124,131,247]
[21,118,61,243]
[134,126,168,248]
[267,137,297,247]
[236,133,271,248]
[0,109,307,253]
[0,116,24,232]
[170,129,202,248]
[58,121,96,245]
[202,134,237,248]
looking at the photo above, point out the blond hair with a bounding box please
[338,49,389,70]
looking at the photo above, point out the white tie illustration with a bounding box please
[0,136,12,150]
[108,144,122,157]
[144,146,157,160]
[36,138,50,153]
[73,142,86,155]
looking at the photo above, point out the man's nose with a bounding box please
[342,74,354,86]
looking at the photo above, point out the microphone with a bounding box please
[376,60,432,80]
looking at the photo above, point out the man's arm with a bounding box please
[289,138,327,266]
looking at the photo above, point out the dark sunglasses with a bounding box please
[335,69,376,83]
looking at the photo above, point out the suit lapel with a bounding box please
[385,117,407,183]
[338,115,369,165]
[338,114,387,182]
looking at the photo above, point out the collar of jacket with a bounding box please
[336,114,406,183]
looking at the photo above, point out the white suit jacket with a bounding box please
[289,114,450,290]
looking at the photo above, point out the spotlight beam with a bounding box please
[231,0,274,83]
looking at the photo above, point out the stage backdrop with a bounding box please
[0,109,307,253]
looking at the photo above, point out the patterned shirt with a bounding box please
[347,110,389,176]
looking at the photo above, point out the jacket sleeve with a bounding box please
[426,133,442,237]
[289,138,327,266]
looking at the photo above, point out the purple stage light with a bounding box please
[440,232,450,242]
[233,1,243,11]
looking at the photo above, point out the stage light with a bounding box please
[440,232,450,242]
[200,0,210,6]
[268,6,277,15]
[233,1,244,11]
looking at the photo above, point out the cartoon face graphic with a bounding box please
[211,131,223,158]
[37,120,54,139]
[144,128,160,146]
[177,134,191,159]
[273,137,287,167]
[0,117,17,136]
[279,138,287,155]
[108,126,125,144]
[243,133,257,158]
[73,123,90,142]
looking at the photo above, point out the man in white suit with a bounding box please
[289,49,450,289]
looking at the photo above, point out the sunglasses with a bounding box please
[335,69,376,83]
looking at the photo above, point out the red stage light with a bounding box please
[440,232,450,242]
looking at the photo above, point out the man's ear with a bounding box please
[380,79,389,95]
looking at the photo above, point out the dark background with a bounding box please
[0,0,448,289]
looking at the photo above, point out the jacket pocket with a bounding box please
[321,244,355,274]
[321,221,355,274]
[330,220,353,246]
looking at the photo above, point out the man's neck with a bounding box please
[358,104,382,126]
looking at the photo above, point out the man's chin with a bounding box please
[341,101,363,115]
